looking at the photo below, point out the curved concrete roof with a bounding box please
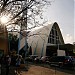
[27,22,64,56]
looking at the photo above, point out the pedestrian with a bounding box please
[5,55,11,75]
[15,55,22,75]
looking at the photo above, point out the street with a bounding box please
[18,64,75,75]
[0,63,75,75]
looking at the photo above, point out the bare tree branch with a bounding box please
[0,0,53,36]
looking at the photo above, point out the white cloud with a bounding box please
[63,34,74,44]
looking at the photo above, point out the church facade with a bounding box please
[27,22,64,57]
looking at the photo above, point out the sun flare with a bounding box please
[0,16,9,24]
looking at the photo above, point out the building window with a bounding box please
[55,30,57,36]
[48,25,61,45]
[52,38,54,44]
[52,28,54,35]
[48,37,50,43]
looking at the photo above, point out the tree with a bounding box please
[8,33,18,52]
[0,0,54,55]
[0,0,53,31]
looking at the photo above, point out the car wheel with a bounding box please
[59,63,63,68]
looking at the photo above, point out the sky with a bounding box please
[43,0,74,44]
[1,0,74,44]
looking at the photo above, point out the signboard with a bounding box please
[57,50,66,56]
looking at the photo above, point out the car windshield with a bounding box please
[65,56,73,60]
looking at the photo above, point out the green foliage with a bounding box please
[8,33,18,51]
[8,33,18,41]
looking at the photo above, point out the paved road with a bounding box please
[0,64,75,75]
[20,65,75,75]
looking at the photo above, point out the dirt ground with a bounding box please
[1,64,74,75]
[20,65,73,75]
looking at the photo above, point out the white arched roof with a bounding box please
[27,22,64,57]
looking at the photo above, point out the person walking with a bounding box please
[5,55,11,75]
[15,55,22,75]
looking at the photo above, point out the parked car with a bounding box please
[72,56,75,65]
[49,56,74,67]
[34,57,41,63]
[40,56,50,63]
[25,55,38,62]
